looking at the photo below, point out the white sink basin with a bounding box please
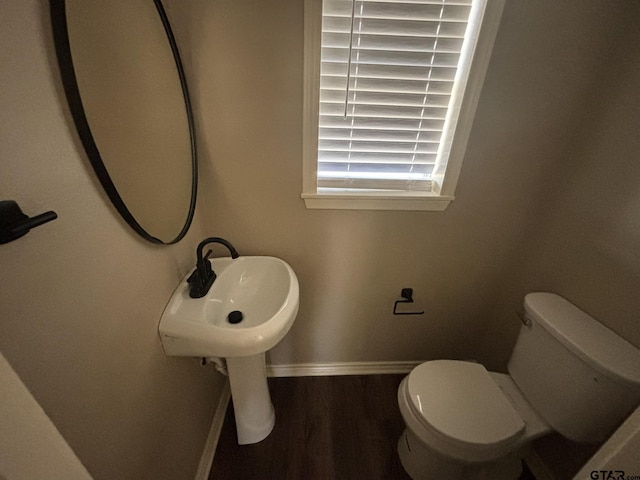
[159,255,299,444]
[159,256,299,358]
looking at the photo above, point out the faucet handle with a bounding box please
[186,269,198,284]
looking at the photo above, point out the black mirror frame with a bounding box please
[49,0,198,245]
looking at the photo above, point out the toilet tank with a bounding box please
[507,293,640,444]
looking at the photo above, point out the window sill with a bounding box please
[301,191,454,211]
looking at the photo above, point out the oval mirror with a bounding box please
[50,0,197,244]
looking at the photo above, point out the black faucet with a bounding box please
[187,237,240,298]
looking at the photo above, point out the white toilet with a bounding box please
[397,292,640,480]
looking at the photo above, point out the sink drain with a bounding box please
[227,310,243,324]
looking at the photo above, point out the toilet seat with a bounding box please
[402,360,525,461]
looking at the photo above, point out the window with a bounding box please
[302,0,505,210]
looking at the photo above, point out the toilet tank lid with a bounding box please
[524,293,640,386]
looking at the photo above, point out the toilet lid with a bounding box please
[407,360,525,447]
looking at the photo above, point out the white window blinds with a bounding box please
[317,0,480,192]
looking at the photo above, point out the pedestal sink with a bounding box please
[159,256,299,444]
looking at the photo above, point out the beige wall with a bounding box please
[477,3,640,476]
[2,0,639,479]
[0,2,224,479]
[478,1,640,372]
[0,351,92,480]
[179,0,637,368]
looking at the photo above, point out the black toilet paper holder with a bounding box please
[393,288,425,315]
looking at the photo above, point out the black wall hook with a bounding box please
[0,200,58,244]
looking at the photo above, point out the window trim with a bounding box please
[302,0,506,211]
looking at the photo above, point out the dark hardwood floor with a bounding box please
[209,374,537,480]
[210,374,410,480]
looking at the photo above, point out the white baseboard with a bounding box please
[194,380,231,480]
[266,360,422,377]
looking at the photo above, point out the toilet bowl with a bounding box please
[397,361,550,480]
[397,293,640,480]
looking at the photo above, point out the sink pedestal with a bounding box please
[226,353,275,444]
[158,256,299,444]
